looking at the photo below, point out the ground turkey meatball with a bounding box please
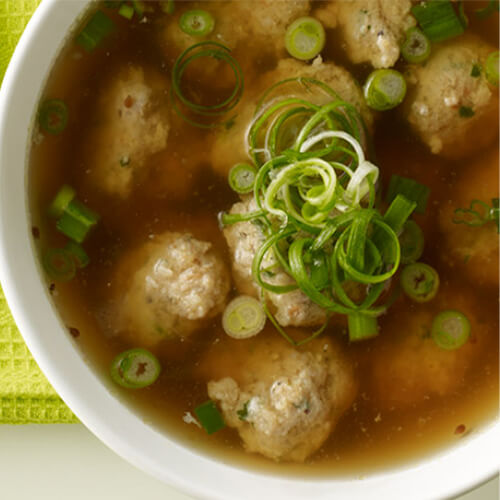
[118,232,230,346]
[315,0,415,68]
[207,336,357,462]
[403,35,499,159]
[439,149,499,288]
[211,56,373,178]
[371,286,488,408]
[223,197,327,327]
[84,66,170,198]
[162,0,310,54]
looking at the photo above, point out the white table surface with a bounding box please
[0,425,497,500]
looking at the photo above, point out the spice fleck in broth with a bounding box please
[29,0,499,475]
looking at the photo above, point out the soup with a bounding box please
[29,0,499,475]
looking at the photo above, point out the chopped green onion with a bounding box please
[431,310,470,350]
[222,296,266,339]
[399,220,424,264]
[56,199,100,243]
[348,314,378,342]
[38,99,68,135]
[228,163,257,194]
[110,348,161,389]
[485,51,499,87]
[400,262,439,303]
[76,10,114,52]
[179,10,215,36]
[386,175,430,214]
[132,1,147,18]
[459,106,475,118]
[194,400,225,434]
[48,185,76,218]
[42,248,76,282]
[383,194,417,234]
[285,17,325,61]
[401,27,431,64]
[363,69,407,111]
[452,199,499,230]
[161,0,175,14]
[118,3,135,20]
[411,1,465,43]
[65,241,90,269]
[475,0,500,19]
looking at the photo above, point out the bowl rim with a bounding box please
[0,1,498,499]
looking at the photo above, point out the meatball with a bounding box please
[117,232,230,346]
[211,56,374,178]
[84,66,170,198]
[371,286,486,408]
[439,149,499,288]
[162,0,310,54]
[223,197,327,327]
[403,35,499,159]
[206,336,357,462]
[315,0,415,68]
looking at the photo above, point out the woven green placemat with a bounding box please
[0,0,77,423]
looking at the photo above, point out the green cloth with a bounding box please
[0,0,77,423]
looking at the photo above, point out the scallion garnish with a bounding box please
[411,1,465,43]
[453,198,499,232]
[222,296,266,339]
[363,69,407,111]
[194,400,226,434]
[65,241,90,269]
[179,10,215,37]
[400,262,439,303]
[76,10,115,52]
[475,0,500,19]
[48,185,76,218]
[348,313,378,342]
[399,220,424,264]
[118,3,135,20]
[386,175,430,215]
[285,17,325,61]
[485,51,499,87]
[431,310,470,350]
[38,99,69,135]
[228,163,257,194]
[110,348,161,389]
[42,248,76,282]
[171,42,243,128]
[401,27,431,64]
[56,199,100,243]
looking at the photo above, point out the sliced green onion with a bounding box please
[110,348,161,389]
[194,400,225,434]
[363,69,407,111]
[485,51,499,87]
[118,3,135,20]
[42,248,76,282]
[76,10,115,52]
[179,10,214,36]
[399,220,424,264]
[383,194,417,234]
[132,1,147,18]
[475,0,500,19]
[285,17,325,61]
[400,262,439,303]
[386,175,430,215]
[452,199,499,230]
[401,27,431,64]
[38,99,68,135]
[431,310,470,350]
[161,0,175,14]
[348,314,378,342]
[48,185,76,218]
[411,1,465,43]
[222,296,266,339]
[228,163,257,194]
[56,200,100,243]
[65,241,90,269]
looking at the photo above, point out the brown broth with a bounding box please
[29,1,499,477]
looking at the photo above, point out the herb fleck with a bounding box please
[459,106,475,118]
[237,400,250,421]
[471,64,481,78]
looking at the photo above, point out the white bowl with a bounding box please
[0,1,498,498]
